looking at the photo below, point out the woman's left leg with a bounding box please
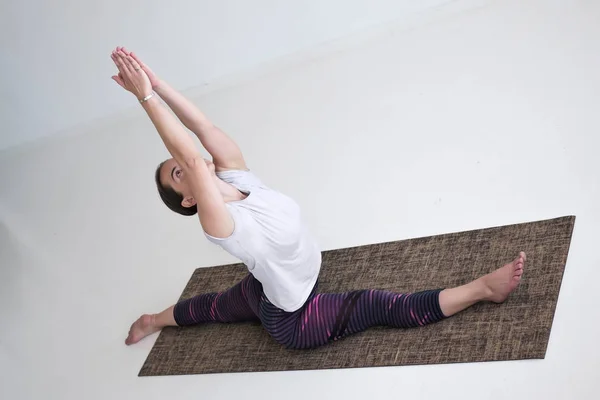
[263,252,526,349]
[125,274,263,345]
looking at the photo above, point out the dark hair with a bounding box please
[155,162,197,216]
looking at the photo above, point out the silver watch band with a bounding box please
[139,92,155,104]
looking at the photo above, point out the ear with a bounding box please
[181,196,197,208]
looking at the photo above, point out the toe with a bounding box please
[127,333,139,345]
[514,269,524,277]
[512,259,520,269]
[515,261,523,270]
[520,251,526,261]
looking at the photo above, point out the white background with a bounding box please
[1,0,599,399]
[0,0,453,151]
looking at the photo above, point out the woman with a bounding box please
[111,47,526,349]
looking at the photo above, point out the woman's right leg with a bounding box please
[264,252,526,349]
[125,274,263,345]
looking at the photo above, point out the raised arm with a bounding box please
[126,49,246,171]
[111,48,233,238]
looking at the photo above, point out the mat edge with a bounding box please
[190,215,576,273]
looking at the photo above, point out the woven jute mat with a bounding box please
[139,216,574,376]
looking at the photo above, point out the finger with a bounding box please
[126,54,142,72]
[129,52,146,68]
[111,75,126,89]
[111,52,126,75]
[120,46,132,56]
[114,47,125,57]
[112,52,128,74]
[118,50,137,72]
[116,50,134,73]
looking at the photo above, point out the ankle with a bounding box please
[475,277,493,301]
[463,278,491,302]
[150,313,159,328]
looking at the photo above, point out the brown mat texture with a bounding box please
[140,216,575,376]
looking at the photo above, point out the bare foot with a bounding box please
[480,252,526,303]
[125,314,160,345]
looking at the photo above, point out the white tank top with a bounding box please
[204,170,321,312]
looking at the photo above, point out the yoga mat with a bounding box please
[139,216,575,376]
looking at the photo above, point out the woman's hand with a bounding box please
[117,47,162,89]
[110,47,153,100]
[131,51,162,90]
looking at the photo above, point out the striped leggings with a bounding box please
[174,274,446,349]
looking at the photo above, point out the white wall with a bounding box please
[0,0,453,151]
[1,0,600,399]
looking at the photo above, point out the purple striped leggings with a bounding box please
[174,274,446,349]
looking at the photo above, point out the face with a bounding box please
[159,158,216,208]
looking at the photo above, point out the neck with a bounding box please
[215,177,247,203]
